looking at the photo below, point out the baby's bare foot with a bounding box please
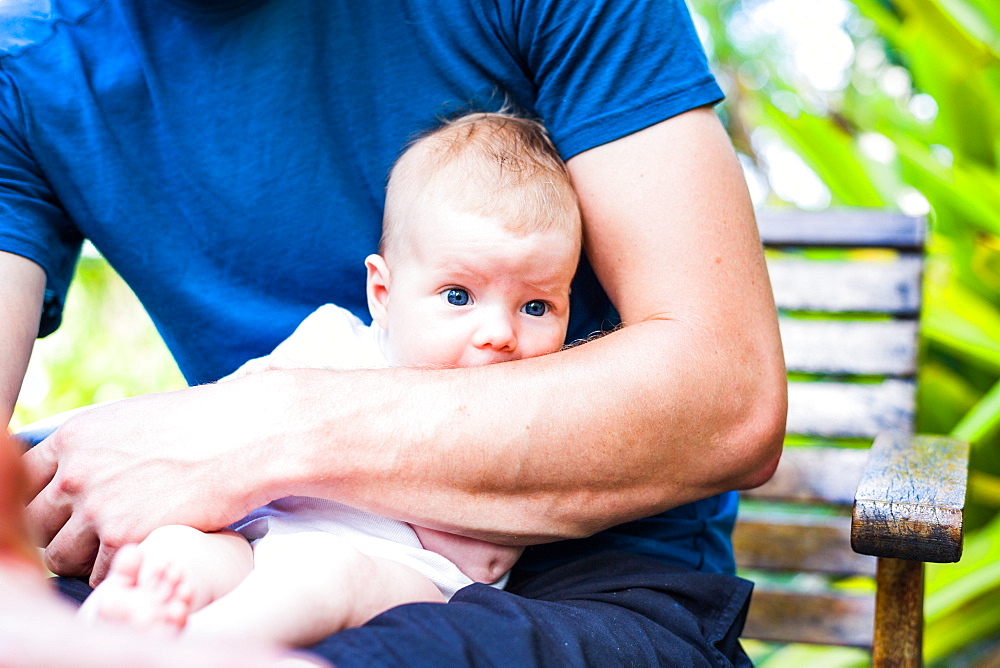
[79,544,193,635]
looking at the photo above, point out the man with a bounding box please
[2,0,786,664]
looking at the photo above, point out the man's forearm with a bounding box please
[274,312,785,544]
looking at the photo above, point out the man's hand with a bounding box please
[1,427,304,668]
[21,376,293,586]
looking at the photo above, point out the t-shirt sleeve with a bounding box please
[0,68,83,337]
[506,0,723,160]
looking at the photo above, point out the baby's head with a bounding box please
[366,112,582,368]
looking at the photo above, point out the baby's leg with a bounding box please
[185,530,446,648]
[80,525,254,633]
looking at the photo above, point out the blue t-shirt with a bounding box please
[0,0,736,574]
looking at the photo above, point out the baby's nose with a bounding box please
[472,311,517,352]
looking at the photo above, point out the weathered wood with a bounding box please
[757,210,926,249]
[734,511,877,577]
[873,558,923,667]
[742,589,875,648]
[780,319,918,376]
[787,380,916,439]
[768,255,922,314]
[743,446,870,506]
[852,434,968,563]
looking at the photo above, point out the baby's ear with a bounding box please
[365,254,391,330]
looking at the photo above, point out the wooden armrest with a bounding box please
[851,433,969,563]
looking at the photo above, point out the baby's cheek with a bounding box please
[530,326,568,358]
[405,330,466,368]
[387,330,427,367]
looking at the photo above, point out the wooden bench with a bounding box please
[735,210,969,667]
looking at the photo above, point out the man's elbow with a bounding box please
[737,433,783,491]
[730,380,786,491]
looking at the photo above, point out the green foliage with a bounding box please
[925,514,1000,657]
[691,0,1000,661]
[743,641,868,668]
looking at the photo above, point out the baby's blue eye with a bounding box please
[446,288,470,306]
[522,300,548,317]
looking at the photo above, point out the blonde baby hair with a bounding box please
[381,112,581,260]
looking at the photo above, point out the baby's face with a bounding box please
[367,205,579,368]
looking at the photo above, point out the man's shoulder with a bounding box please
[0,0,103,59]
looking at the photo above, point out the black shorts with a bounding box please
[309,549,752,667]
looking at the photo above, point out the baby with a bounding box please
[80,112,583,648]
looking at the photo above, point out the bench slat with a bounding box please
[780,319,918,376]
[757,210,925,249]
[768,256,922,314]
[787,380,915,438]
[742,589,875,648]
[734,511,877,577]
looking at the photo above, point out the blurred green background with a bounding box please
[11,0,1000,664]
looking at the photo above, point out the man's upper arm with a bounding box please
[1,69,82,342]
[567,107,787,491]
[0,250,45,427]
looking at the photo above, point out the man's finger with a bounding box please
[43,514,99,578]
[19,441,58,502]
[90,542,119,587]
[23,480,72,547]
